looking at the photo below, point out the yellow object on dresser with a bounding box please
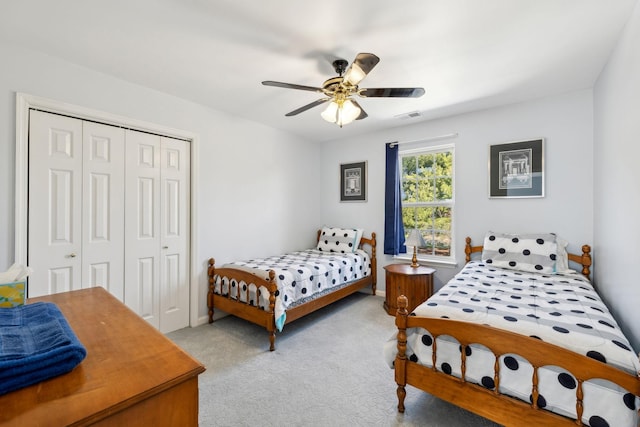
[0,282,25,307]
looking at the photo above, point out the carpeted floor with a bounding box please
[167,292,503,427]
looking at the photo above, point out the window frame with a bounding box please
[398,143,456,265]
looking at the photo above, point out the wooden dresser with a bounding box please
[0,287,205,427]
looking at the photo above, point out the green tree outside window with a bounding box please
[401,148,454,257]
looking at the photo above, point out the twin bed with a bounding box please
[207,227,376,351]
[386,232,640,426]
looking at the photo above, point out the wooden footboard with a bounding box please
[394,295,640,426]
[207,231,377,351]
[207,259,279,349]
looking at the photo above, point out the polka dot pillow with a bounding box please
[316,227,358,253]
[481,231,558,274]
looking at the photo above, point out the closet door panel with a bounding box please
[28,111,83,297]
[159,137,190,333]
[82,122,125,300]
[136,256,156,320]
[124,130,161,328]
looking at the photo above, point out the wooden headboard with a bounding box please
[464,236,592,278]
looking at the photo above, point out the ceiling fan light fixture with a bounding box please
[321,99,361,127]
[339,99,361,125]
[343,64,365,87]
[321,100,339,123]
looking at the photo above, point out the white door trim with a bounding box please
[15,92,201,328]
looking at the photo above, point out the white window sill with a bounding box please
[393,255,458,269]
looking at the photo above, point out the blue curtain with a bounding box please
[384,143,406,255]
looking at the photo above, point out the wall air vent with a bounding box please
[395,111,422,120]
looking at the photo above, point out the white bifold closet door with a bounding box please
[28,110,189,333]
[28,111,125,298]
[124,130,190,333]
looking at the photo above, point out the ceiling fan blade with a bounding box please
[351,100,368,120]
[342,53,380,86]
[262,80,324,93]
[359,87,425,98]
[285,98,331,116]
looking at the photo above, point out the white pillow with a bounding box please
[316,227,358,253]
[354,228,364,250]
[554,235,576,274]
[481,231,557,274]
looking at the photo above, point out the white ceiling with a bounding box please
[1,0,636,142]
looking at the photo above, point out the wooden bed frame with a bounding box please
[207,231,377,351]
[394,237,640,426]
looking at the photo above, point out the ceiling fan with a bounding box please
[262,53,425,127]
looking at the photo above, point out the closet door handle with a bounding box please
[162,246,169,249]
[68,252,77,258]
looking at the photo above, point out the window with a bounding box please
[400,144,454,261]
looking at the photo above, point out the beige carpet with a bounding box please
[167,292,502,427]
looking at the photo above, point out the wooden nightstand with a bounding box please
[383,263,435,315]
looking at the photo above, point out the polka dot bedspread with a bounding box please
[214,249,371,331]
[384,261,639,427]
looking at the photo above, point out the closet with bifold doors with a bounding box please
[28,109,190,333]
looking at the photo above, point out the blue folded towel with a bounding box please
[0,302,87,395]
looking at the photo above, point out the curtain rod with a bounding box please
[388,132,458,147]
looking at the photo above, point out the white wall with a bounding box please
[321,90,594,292]
[593,1,640,351]
[0,42,322,322]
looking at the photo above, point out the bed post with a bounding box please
[580,245,592,278]
[266,270,277,351]
[207,258,216,323]
[395,295,409,413]
[465,237,484,262]
[465,237,472,263]
[567,244,592,278]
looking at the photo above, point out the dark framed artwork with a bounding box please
[489,139,544,198]
[340,161,367,202]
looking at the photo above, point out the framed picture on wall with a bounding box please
[489,138,544,198]
[340,161,367,202]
